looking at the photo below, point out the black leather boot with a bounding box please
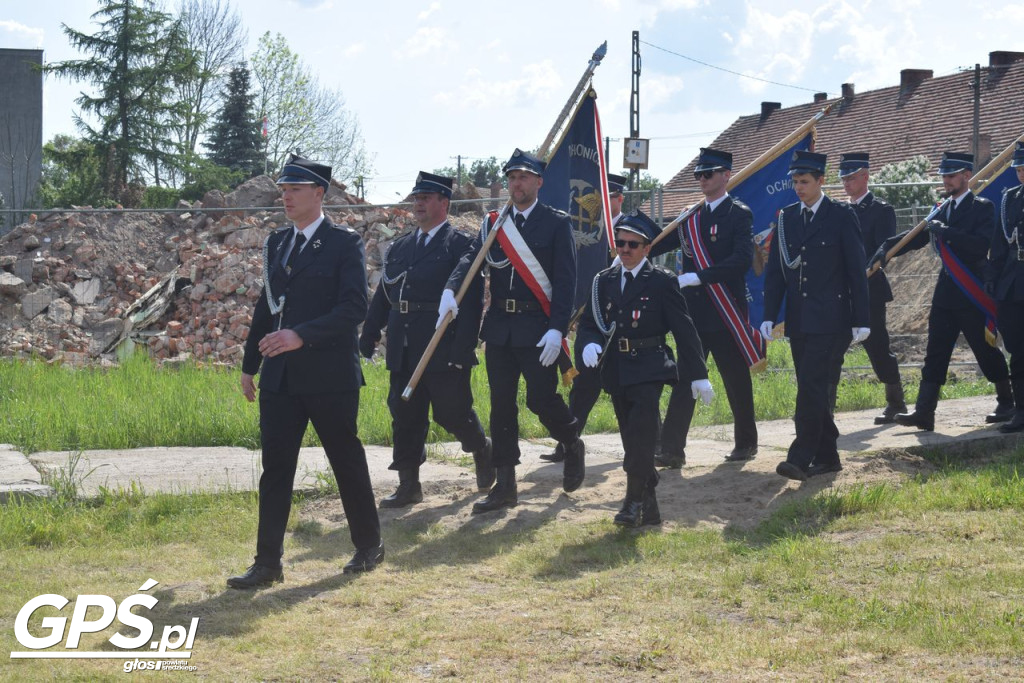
[986,379,1015,423]
[614,475,647,528]
[999,380,1024,433]
[641,471,661,526]
[379,468,423,509]
[562,438,586,492]
[539,441,565,463]
[471,466,517,514]
[472,438,495,490]
[874,382,907,425]
[895,381,941,431]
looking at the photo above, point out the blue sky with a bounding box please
[3,0,1023,202]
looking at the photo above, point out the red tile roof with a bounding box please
[647,51,1024,220]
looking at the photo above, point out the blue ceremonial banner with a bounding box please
[978,163,1019,205]
[729,132,815,328]
[538,92,613,311]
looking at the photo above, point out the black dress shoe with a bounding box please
[776,461,808,482]
[725,446,758,462]
[807,461,843,477]
[473,438,496,490]
[227,564,283,589]
[895,409,935,431]
[539,442,565,463]
[379,482,423,509]
[472,466,517,514]
[562,439,586,492]
[986,403,1015,423]
[654,451,685,469]
[343,544,385,574]
[614,500,644,528]
[999,411,1024,433]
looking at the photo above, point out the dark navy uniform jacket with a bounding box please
[852,192,897,303]
[447,202,577,346]
[764,195,870,334]
[651,196,754,331]
[891,191,995,309]
[991,184,1024,302]
[243,218,367,394]
[362,222,483,371]
[576,260,707,393]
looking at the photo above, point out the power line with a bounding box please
[640,40,833,95]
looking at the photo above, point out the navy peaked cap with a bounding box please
[694,147,733,172]
[788,150,827,175]
[277,154,331,189]
[503,148,546,176]
[1011,141,1024,168]
[616,210,660,242]
[411,171,454,198]
[607,173,628,193]
[937,151,973,175]
[838,152,870,177]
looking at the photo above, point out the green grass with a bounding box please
[0,342,996,453]
[2,445,1023,679]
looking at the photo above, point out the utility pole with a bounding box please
[971,63,982,165]
[629,30,641,190]
[605,136,610,165]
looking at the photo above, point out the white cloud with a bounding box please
[642,73,686,111]
[343,42,366,58]
[630,0,706,27]
[418,2,441,21]
[394,26,456,61]
[287,0,334,9]
[434,60,563,109]
[0,20,44,47]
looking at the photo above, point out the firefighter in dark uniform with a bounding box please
[762,151,870,481]
[650,147,758,465]
[230,155,382,588]
[839,152,906,423]
[359,172,493,508]
[440,149,585,514]
[577,210,711,526]
[541,172,628,464]
[987,141,1024,433]
[871,152,1012,431]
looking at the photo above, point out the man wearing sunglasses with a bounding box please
[762,150,870,481]
[577,210,711,526]
[649,148,759,466]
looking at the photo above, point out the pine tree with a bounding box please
[206,63,265,179]
[44,0,197,204]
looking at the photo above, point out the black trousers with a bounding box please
[997,299,1024,380]
[567,362,602,434]
[256,388,380,567]
[386,362,487,471]
[921,304,1008,385]
[485,344,578,466]
[862,290,902,385]
[611,381,664,477]
[661,329,757,455]
[786,333,851,469]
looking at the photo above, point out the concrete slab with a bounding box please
[0,443,53,503]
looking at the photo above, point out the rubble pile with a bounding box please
[0,176,486,365]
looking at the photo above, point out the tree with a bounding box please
[871,155,937,209]
[251,32,371,184]
[206,63,265,179]
[625,171,660,213]
[44,0,197,204]
[173,0,246,180]
[35,134,111,208]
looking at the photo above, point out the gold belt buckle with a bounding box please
[399,300,409,314]
[505,299,517,313]
[618,338,630,352]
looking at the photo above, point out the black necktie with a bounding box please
[514,212,526,230]
[802,207,812,225]
[948,200,956,221]
[286,232,306,272]
[415,231,427,258]
[623,271,634,293]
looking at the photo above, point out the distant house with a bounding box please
[649,50,1024,220]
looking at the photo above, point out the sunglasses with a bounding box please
[693,170,718,180]
[614,238,646,249]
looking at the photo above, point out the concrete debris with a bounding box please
[0,175,487,366]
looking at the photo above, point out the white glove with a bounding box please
[610,254,621,267]
[582,343,602,368]
[537,329,563,367]
[436,288,459,329]
[759,320,774,341]
[852,327,870,343]
[691,379,714,405]
[678,272,701,288]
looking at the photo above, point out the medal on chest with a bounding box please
[631,309,641,328]
[709,224,718,242]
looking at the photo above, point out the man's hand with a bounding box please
[358,333,377,359]
[926,219,948,237]
[537,329,563,367]
[582,343,602,368]
[678,272,701,288]
[258,329,303,358]
[241,372,257,402]
[867,244,888,270]
[691,379,714,405]
[759,320,774,341]
[852,327,870,343]
[436,288,458,329]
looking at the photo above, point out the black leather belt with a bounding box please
[493,298,542,313]
[392,300,438,313]
[617,335,665,352]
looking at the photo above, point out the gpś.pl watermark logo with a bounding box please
[10,579,199,673]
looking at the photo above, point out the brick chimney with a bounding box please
[813,92,827,103]
[760,102,781,120]
[989,51,1024,68]
[841,83,855,102]
[899,69,933,95]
